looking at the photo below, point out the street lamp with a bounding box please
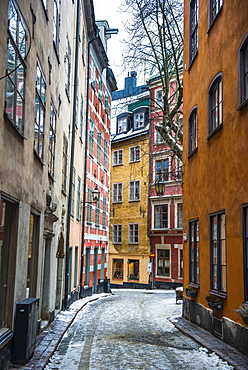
[92,185,100,203]
[154,179,165,196]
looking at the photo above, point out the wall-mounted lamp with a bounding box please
[84,185,100,204]
[154,179,165,196]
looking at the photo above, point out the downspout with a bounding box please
[63,0,80,310]
[79,26,99,296]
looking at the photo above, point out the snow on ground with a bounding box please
[45,289,234,370]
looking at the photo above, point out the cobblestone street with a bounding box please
[44,290,234,369]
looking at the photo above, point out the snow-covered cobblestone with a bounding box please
[45,289,234,369]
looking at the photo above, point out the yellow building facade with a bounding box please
[109,100,150,287]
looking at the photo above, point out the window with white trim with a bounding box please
[113,183,122,203]
[134,112,144,129]
[154,204,168,229]
[157,249,170,276]
[155,158,169,182]
[129,146,140,163]
[113,149,123,166]
[117,117,127,133]
[129,224,139,243]
[129,180,140,201]
[113,224,122,244]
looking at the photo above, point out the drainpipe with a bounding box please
[63,0,81,310]
[79,26,100,297]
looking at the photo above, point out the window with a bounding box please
[53,0,60,51]
[113,259,123,280]
[113,224,122,244]
[239,34,248,106]
[34,61,46,161]
[188,107,198,155]
[176,203,183,229]
[79,96,84,140]
[189,0,198,64]
[129,180,140,201]
[117,117,127,133]
[89,119,94,156]
[154,204,168,229]
[113,183,122,203]
[104,139,108,170]
[129,224,139,243]
[5,0,27,133]
[76,176,81,221]
[86,188,92,223]
[84,247,90,286]
[62,134,68,193]
[104,94,109,113]
[27,213,40,298]
[189,219,200,285]
[178,247,183,278]
[134,112,145,129]
[156,130,164,144]
[210,212,226,293]
[97,131,102,163]
[155,158,169,182]
[41,0,47,9]
[113,150,123,166]
[129,146,140,162]
[157,249,170,276]
[156,90,163,107]
[209,0,223,26]
[242,205,248,301]
[65,36,71,98]
[102,197,107,228]
[128,260,139,280]
[71,167,76,216]
[208,74,223,135]
[48,102,56,178]
[95,199,100,226]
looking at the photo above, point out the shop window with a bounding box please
[27,213,40,298]
[128,259,139,280]
[189,218,200,285]
[113,259,123,280]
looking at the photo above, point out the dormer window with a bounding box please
[134,112,144,129]
[118,117,127,133]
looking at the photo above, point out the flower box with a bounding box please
[186,290,197,298]
[207,300,223,311]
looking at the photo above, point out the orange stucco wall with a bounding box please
[183,0,248,325]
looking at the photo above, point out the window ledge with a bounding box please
[207,123,223,140]
[151,228,170,231]
[188,147,198,159]
[0,329,13,347]
[34,150,45,166]
[208,290,227,299]
[4,113,26,140]
[238,98,248,110]
[188,283,200,289]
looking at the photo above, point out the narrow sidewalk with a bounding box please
[170,317,248,370]
[10,293,111,370]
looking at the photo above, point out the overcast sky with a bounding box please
[93,0,130,89]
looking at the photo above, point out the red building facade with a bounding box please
[148,76,183,289]
[81,21,117,295]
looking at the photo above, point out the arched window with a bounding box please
[188,106,198,155]
[208,73,223,135]
[239,33,248,106]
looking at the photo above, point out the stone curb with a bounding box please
[169,317,248,370]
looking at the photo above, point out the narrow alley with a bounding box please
[43,290,235,370]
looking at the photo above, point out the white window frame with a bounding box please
[129,180,140,201]
[113,183,122,203]
[113,149,123,166]
[113,224,122,244]
[152,199,171,230]
[118,117,127,133]
[128,223,139,244]
[155,243,171,278]
[129,146,140,163]
[134,112,145,129]
[174,199,183,230]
